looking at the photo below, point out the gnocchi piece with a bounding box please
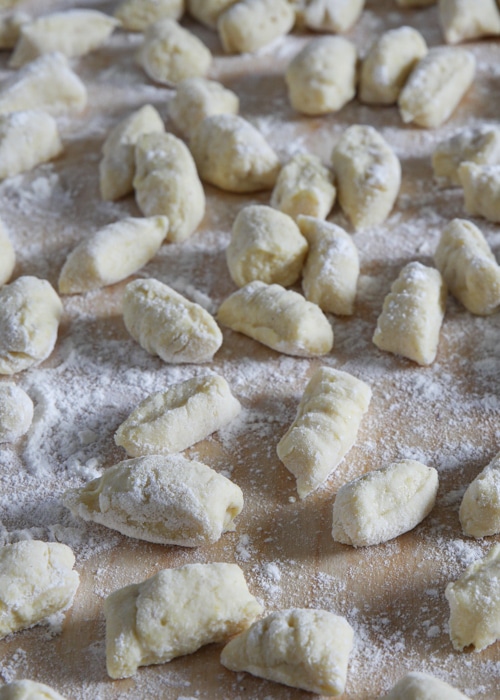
[380,672,471,700]
[220,609,354,696]
[0,680,68,700]
[187,0,237,27]
[0,383,33,443]
[217,281,333,358]
[0,110,63,181]
[123,278,222,364]
[445,543,500,651]
[432,125,500,186]
[299,216,359,316]
[372,262,446,366]
[0,276,63,375]
[331,125,401,231]
[0,540,79,639]
[134,132,205,242]
[459,451,500,537]
[190,114,280,193]
[458,162,500,223]
[439,0,500,44]
[99,104,165,201]
[226,205,308,288]
[115,0,184,31]
[218,0,294,54]
[9,10,119,67]
[277,367,371,498]
[137,19,212,85]
[434,218,500,315]
[104,562,262,679]
[0,220,15,285]
[168,77,239,140]
[285,36,357,116]
[359,26,428,105]
[331,459,438,547]
[114,373,241,456]
[294,0,365,33]
[63,454,243,546]
[398,47,475,128]
[58,216,169,295]
[0,11,29,50]
[270,153,336,221]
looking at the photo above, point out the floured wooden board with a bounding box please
[1,1,500,698]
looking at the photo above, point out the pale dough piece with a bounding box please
[294,0,365,33]
[277,367,371,498]
[285,36,357,116]
[168,77,239,140]
[9,10,119,67]
[434,218,500,315]
[104,562,263,679]
[217,281,333,357]
[270,153,336,221]
[99,104,165,201]
[220,608,354,696]
[115,373,241,456]
[115,0,184,30]
[137,19,212,85]
[458,162,500,223]
[331,125,401,231]
[0,110,63,181]
[0,383,33,443]
[58,216,169,295]
[0,540,79,639]
[359,26,428,105]
[218,0,294,54]
[187,0,237,27]
[63,454,243,546]
[134,132,205,242]
[372,262,446,366]
[0,219,15,286]
[398,47,475,128]
[123,278,222,364]
[0,52,87,117]
[445,543,500,651]
[380,672,471,700]
[190,114,280,193]
[0,11,29,50]
[432,126,500,186]
[459,451,500,537]
[439,0,500,44]
[226,204,308,288]
[0,680,68,700]
[299,216,359,316]
[0,276,63,375]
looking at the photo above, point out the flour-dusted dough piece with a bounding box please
[190,114,280,193]
[270,154,335,221]
[226,205,308,288]
[64,454,243,546]
[0,52,87,117]
[433,126,500,186]
[0,220,15,285]
[459,451,500,537]
[434,218,500,315]
[277,367,371,498]
[221,608,354,696]
[133,132,204,242]
[0,680,68,700]
[295,0,365,33]
[137,19,211,85]
[58,216,169,295]
[285,36,357,116]
[0,540,79,639]
[459,162,500,223]
[439,0,500,44]
[218,281,333,357]
[0,11,29,50]
[123,278,222,364]
[115,0,184,30]
[169,77,239,140]
[104,562,262,679]
[331,125,401,231]
[0,276,62,375]
[187,0,237,27]
[380,672,471,700]
[0,110,62,181]
[359,26,428,105]
[445,543,500,651]
[299,216,359,316]
[0,383,33,443]
[373,262,446,366]
[114,373,241,456]
[218,0,294,54]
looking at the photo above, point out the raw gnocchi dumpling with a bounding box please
[114,373,241,456]
[123,278,222,364]
[221,608,354,696]
[0,110,62,181]
[380,672,471,700]
[458,162,500,223]
[0,680,68,700]
[459,451,500,537]
[0,276,63,375]
[277,367,371,498]
[58,216,169,295]
[115,0,184,30]
[187,0,237,27]
[0,219,15,285]
[372,262,446,366]
[104,562,262,679]
[217,281,333,357]
[218,0,294,54]
[0,11,29,50]
[439,0,500,45]
[432,126,500,186]
[168,77,239,140]
[294,0,365,33]
[0,540,79,639]
[270,153,336,221]
[0,383,33,443]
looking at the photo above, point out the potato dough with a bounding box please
[373,262,446,366]
[294,0,365,33]
[277,367,371,498]
[0,540,79,639]
[123,278,222,364]
[0,110,62,181]
[115,0,184,30]
[459,451,500,537]
[218,0,294,54]
[104,562,262,679]
[0,383,33,443]
[0,220,15,285]
[187,0,237,27]
[217,281,333,357]
[459,162,500,223]
[380,672,471,700]
[0,680,68,700]
[0,11,29,50]
[221,608,354,696]
[168,77,239,140]
[270,153,335,221]
[432,126,500,186]
[439,0,500,44]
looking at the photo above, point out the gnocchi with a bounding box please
[294,0,365,33]
[0,220,15,285]
[168,77,239,140]
[187,0,237,28]
[459,451,500,537]
[0,680,67,700]
[432,125,500,186]
[0,383,33,443]
[270,153,336,221]
[0,110,63,181]
[380,672,471,700]
[458,162,500,223]
[218,0,294,54]
[114,0,184,31]
[439,0,500,45]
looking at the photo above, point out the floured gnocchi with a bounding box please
[0,680,68,700]
[187,0,237,28]
[270,153,336,221]
[0,219,15,285]
[114,0,184,30]
[432,125,500,186]
[438,0,500,45]
[168,77,239,140]
[218,0,294,54]
[294,0,365,33]
[380,672,471,700]
[0,382,33,443]
[458,162,500,223]
[459,451,500,537]
[0,110,63,181]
